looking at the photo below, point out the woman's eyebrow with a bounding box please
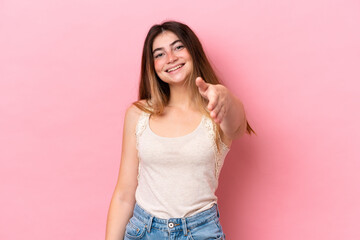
[152,39,182,54]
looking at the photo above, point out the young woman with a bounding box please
[105,21,255,240]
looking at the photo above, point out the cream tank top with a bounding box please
[135,111,230,219]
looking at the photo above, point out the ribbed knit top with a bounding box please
[135,111,230,219]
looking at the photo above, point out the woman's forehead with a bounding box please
[152,31,181,50]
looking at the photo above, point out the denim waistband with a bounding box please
[133,203,220,235]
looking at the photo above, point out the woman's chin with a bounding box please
[162,76,188,85]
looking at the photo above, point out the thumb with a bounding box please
[195,77,209,94]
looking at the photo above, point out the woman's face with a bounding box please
[152,31,193,86]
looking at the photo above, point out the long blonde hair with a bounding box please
[133,21,255,150]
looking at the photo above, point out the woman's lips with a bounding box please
[166,64,185,73]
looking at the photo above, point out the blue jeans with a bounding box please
[124,203,226,240]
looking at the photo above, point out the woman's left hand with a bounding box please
[195,77,230,124]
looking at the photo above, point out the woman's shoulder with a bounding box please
[125,101,147,120]
[124,100,152,125]
[125,100,153,138]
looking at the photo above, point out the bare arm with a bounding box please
[105,105,142,240]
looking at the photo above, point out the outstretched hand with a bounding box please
[195,77,230,124]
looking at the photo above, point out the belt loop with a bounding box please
[181,218,188,236]
[147,216,154,233]
[216,204,220,218]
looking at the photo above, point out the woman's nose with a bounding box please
[167,50,178,63]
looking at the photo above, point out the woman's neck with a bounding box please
[167,84,195,110]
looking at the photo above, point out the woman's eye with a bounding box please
[154,53,164,59]
[175,45,184,50]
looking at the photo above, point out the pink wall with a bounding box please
[1,0,359,239]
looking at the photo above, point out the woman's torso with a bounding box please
[134,109,230,219]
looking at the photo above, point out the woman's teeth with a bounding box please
[167,64,184,72]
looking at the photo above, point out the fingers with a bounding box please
[210,104,226,123]
[210,100,225,123]
[208,93,219,112]
[196,77,209,95]
[214,105,227,123]
[195,77,227,123]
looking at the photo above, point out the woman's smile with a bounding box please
[166,63,185,73]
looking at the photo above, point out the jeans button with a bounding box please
[168,222,174,228]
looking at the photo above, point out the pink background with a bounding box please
[1,0,359,239]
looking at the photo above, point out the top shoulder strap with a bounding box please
[135,111,150,138]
